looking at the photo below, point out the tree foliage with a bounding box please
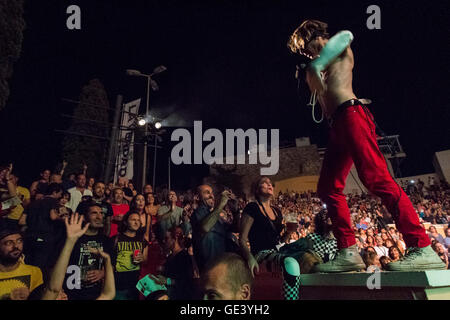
[62,79,110,179]
[0,0,26,111]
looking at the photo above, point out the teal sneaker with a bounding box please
[313,245,366,273]
[385,245,447,271]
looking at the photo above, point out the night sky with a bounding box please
[0,0,449,189]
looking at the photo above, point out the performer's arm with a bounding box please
[309,30,354,72]
[307,30,354,92]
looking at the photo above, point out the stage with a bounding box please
[252,270,450,300]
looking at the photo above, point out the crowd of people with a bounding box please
[1,162,449,300]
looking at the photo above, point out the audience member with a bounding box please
[91,181,113,236]
[149,226,195,300]
[113,211,148,300]
[67,174,93,213]
[156,191,183,243]
[41,213,115,300]
[191,185,231,273]
[201,252,252,300]
[23,183,66,279]
[63,203,113,300]
[110,188,130,238]
[0,228,43,300]
[30,169,51,200]
[239,177,301,300]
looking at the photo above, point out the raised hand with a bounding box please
[65,213,90,242]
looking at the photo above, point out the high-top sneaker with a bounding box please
[385,246,446,271]
[313,244,365,273]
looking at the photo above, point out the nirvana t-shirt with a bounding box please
[64,234,113,300]
[0,263,43,300]
[114,233,147,290]
[243,202,283,255]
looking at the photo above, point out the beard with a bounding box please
[0,253,21,266]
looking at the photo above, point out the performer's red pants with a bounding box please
[317,104,430,249]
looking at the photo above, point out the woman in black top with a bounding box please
[239,177,302,300]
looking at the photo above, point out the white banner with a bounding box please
[114,99,141,183]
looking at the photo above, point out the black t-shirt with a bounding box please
[64,233,114,300]
[113,233,147,290]
[35,182,49,195]
[26,197,62,240]
[243,202,283,255]
[163,250,194,300]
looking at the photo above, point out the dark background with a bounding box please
[0,0,449,189]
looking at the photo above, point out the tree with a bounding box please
[62,79,110,179]
[0,0,26,111]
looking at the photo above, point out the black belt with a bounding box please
[329,99,366,126]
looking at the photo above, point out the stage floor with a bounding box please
[252,270,450,300]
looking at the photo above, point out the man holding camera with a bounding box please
[191,185,237,273]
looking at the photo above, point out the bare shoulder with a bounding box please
[341,46,354,61]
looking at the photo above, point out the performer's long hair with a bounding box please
[287,19,329,56]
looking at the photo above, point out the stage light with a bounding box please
[410,180,415,184]
[154,121,162,129]
[138,118,147,126]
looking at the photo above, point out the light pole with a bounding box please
[126,66,167,191]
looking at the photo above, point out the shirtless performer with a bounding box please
[287,20,445,272]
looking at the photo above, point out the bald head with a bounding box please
[202,253,252,300]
